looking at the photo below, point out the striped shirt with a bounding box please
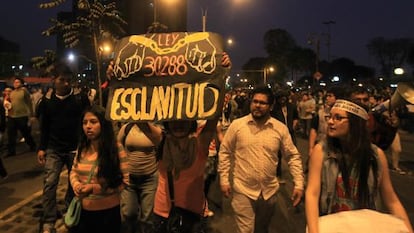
[69,143,129,211]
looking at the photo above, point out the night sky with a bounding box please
[2,0,414,73]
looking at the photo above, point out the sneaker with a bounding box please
[391,167,406,175]
[207,210,214,217]
[43,230,56,233]
[42,223,56,233]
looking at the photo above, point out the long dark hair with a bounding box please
[77,105,123,189]
[327,100,378,208]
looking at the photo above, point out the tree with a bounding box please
[264,29,295,79]
[263,29,316,84]
[30,49,57,77]
[367,37,414,78]
[407,46,414,71]
[241,57,268,87]
[286,46,315,82]
[263,29,297,57]
[40,0,127,106]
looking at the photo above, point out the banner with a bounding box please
[106,32,227,122]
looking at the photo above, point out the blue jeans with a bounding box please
[42,150,75,224]
[121,172,158,233]
[6,116,36,155]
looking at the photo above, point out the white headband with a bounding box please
[332,99,369,120]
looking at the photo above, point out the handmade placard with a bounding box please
[106,32,227,122]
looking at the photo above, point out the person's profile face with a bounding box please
[327,108,349,139]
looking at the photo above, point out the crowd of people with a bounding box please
[0,53,413,233]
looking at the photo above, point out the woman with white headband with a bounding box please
[305,99,413,233]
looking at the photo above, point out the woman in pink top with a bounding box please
[138,53,231,233]
[139,118,217,233]
[69,105,128,233]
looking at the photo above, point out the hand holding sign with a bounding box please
[106,32,229,122]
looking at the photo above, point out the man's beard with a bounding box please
[252,111,268,121]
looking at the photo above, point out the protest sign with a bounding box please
[106,32,227,122]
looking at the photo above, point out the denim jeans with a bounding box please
[7,116,36,155]
[42,150,75,224]
[121,172,158,233]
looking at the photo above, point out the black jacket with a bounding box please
[38,90,90,152]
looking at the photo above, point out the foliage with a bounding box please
[367,37,414,77]
[39,0,67,9]
[240,57,268,86]
[264,29,296,57]
[41,1,127,52]
[39,0,128,105]
[30,49,57,77]
[263,28,317,84]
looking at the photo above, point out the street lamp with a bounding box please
[263,66,275,85]
[322,20,335,62]
[100,43,112,55]
[394,67,404,75]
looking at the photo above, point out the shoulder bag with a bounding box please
[64,161,97,228]
[166,170,204,233]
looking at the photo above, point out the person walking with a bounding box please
[305,99,413,233]
[118,122,159,233]
[69,105,129,233]
[308,86,345,156]
[6,77,37,156]
[271,88,299,182]
[0,89,7,178]
[297,92,315,139]
[218,86,305,233]
[133,52,231,233]
[37,62,90,233]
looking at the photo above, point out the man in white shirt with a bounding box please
[218,86,304,233]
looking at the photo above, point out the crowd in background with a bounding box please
[0,66,413,233]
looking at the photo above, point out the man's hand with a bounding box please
[291,188,303,206]
[220,184,232,198]
[37,150,46,165]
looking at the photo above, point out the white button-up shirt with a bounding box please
[218,114,304,200]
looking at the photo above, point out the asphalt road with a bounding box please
[0,125,413,233]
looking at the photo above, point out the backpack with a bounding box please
[121,122,137,147]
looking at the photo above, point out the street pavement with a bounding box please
[0,128,413,233]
